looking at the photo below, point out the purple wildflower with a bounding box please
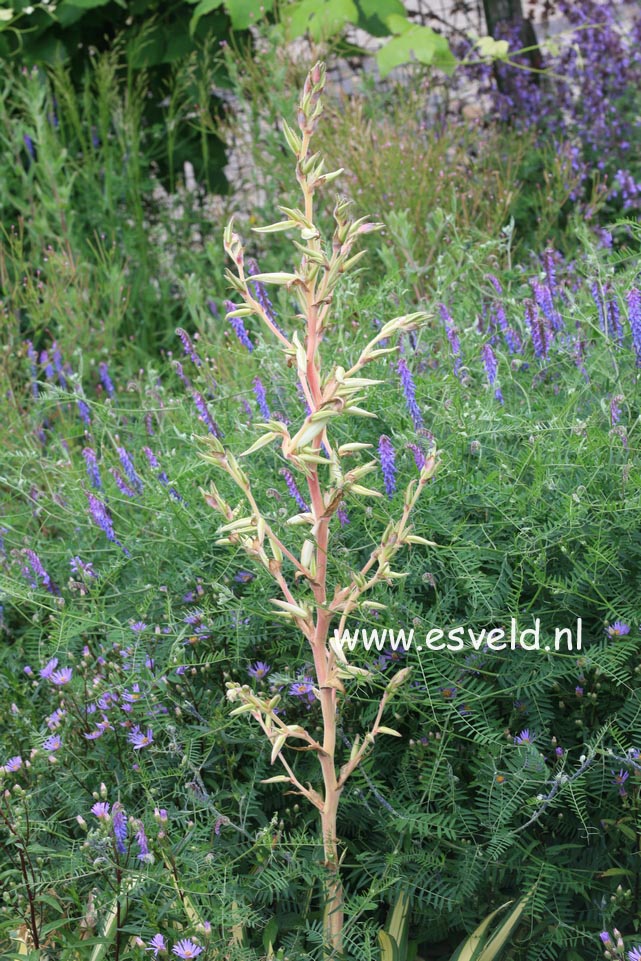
[481,343,503,404]
[378,435,396,498]
[192,390,222,437]
[627,288,641,365]
[70,556,97,579]
[4,756,23,773]
[86,492,130,556]
[248,661,270,680]
[607,620,630,637]
[98,362,115,397]
[135,823,152,861]
[440,304,464,376]
[131,621,148,633]
[406,443,426,470]
[575,686,583,697]
[397,357,423,429]
[148,934,167,956]
[610,394,623,427]
[176,327,203,367]
[606,290,623,342]
[234,570,255,584]
[174,361,192,389]
[337,502,349,526]
[247,258,278,327]
[629,946,641,961]
[172,940,203,959]
[91,801,110,820]
[110,468,137,498]
[223,300,254,351]
[82,448,102,490]
[612,769,629,796]
[524,300,550,359]
[514,729,534,745]
[253,377,271,419]
[280,468,309,512]
[76,391,92,426]
[43,734,62,751]
[591,281,607,333]
[289,677,315,703]
[23,549,57,594]
[40,657,59,679]
[112,802,128,854]
[50,667,73,686]
[116,444,143,493]
[128,726,154,750]
[531,278,562,332]
[555,746,564,757]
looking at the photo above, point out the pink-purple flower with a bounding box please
[172,939,203,959]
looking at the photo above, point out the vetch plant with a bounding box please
[200,61,437,956]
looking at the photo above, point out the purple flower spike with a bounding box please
[176,327,203,367]
[110,469,137,498]
[23,549,57,594]
[83,448,102,490]
[223,300,254,352]
[378,435,396,498]
[112,802,128,854]
[247,258,279,327]
[628,288,641,365]
[336,502,349,526]
[116,444,143,493]
[397,358,423,430]
[280,468,309,512]
[192,390,222,438]
[86,492,130,556]
[98,362,115,397]
[253,377,271,419]
[606,290,623,343]
[136,823,152,862]
[481,344,503,404]
[524,300,550,359]
[407,443,426,471]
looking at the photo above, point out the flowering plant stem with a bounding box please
[201,61,437,957]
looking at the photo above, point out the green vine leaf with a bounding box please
[376,22,456,78]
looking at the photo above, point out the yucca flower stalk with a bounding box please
[200,62,437,957]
